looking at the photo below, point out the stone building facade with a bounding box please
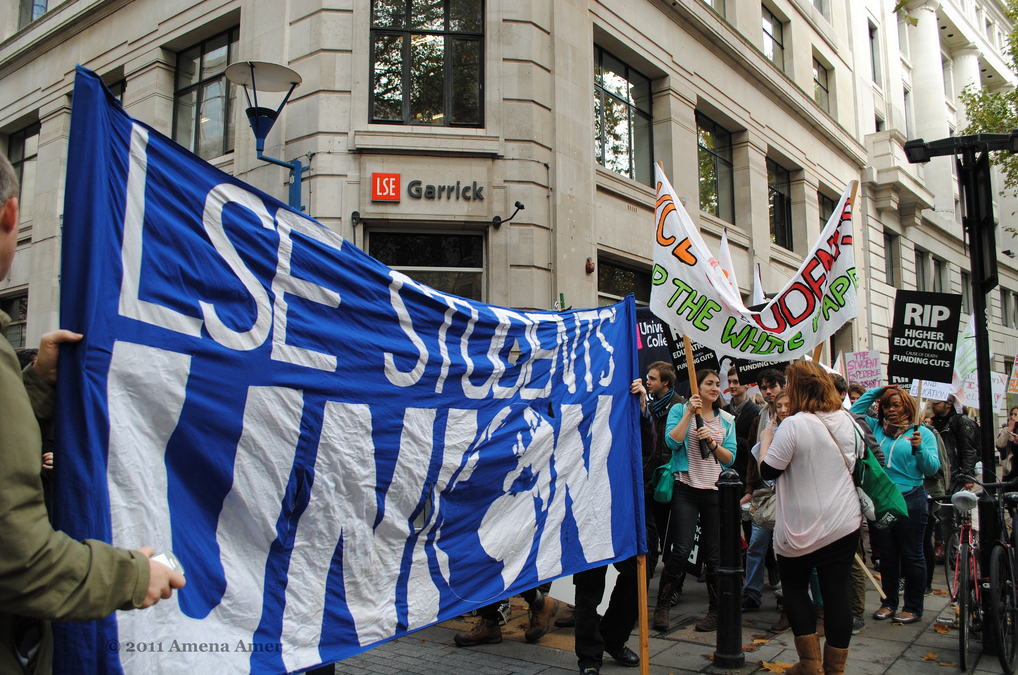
[1,0,1015,413]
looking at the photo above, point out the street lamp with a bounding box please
[224,61,306,210]
[903,129,1018,657]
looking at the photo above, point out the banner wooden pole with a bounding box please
[855,553,886,599]
[637,555,650,675]
[683,336,710,459]
[812,343,823,362]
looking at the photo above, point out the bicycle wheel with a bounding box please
[959,542,971,671]
[989,546,1018,675]
[946,528,961,600]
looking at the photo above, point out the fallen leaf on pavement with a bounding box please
[939,663,957,667]
[743,645,759,652]
[752,633,769,639]
[758,660,794,673]
[754,639,770,644]
[932,589,948,595]
[703,654,714,661]
[921,651,938,661]
[934,623,950,634]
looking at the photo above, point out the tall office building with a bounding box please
[1,0,1015,412]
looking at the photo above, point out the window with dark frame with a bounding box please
[172,28,239,161]
[767,158,792,251]
[915,248,928,291]
[18,0,47,29]
[594,46,653,186]
[697,113,734,224]
[869,22,882,86]
[368,231,485,301]
[702,0,726,18]
[1002,287,1011,327]
[932,257,944,293]
[8,123,40,227]
[370,0,484,127]
[762,7,785,71]
[812,0,828,19]
[884,233,898,286]
[813,57,830,113]
[818,191,836,228]
[597,258,651,307]
[961,271,971,314]
[1,295,28,349]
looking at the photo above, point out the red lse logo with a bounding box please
[372,173,400,201]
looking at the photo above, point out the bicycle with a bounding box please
[940,489,981,671]
[951,475,1018,675]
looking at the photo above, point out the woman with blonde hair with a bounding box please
[758,361,861,675]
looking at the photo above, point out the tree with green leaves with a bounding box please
[958,1,1018,195]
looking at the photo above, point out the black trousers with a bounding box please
[776,530,860,649]
[574,556,638,671]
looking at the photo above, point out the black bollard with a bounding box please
[714,468,745,669]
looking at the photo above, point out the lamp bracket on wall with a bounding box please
[492,201,525,229]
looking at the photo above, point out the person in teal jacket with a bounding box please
[851,385,939,623]
[652,368,736,633]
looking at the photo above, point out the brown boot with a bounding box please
[815,604,825,637]
[785,634,823,675]
[454,618,502,647]
[823,643,849,675]
[524,593,559,643]
[654,570,677,630]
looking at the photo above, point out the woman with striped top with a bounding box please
[652,369,737,632]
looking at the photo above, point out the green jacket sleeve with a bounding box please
[0,342,149,621]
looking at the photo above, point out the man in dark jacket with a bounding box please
[633,360,681,575]
[724,367,760,543]
[930,397,978,485]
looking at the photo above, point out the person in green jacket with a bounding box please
[0,154,185,674]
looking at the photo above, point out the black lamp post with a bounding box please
[224,61,306,210]
[903,130,1018,656]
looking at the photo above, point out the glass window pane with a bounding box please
[399,270,483,300]
[449,0,482,32]
[699,147,718,215]
[225,82,237,154]
[451,38,481,124]
[197,81,227,160]
[633,112,652,185]
[410,34,445,124]
[412,0,445,31]
[18,158,36,223]
[598,262,651,303]
[373,0,406,28]
[373,35,405,121]
[717,158,734,223]
[173,90,197,152]
[176,45,201,91]
[594,92,604,166]
[631,71,651,114]
[370,232,483,268]
[698,124,715,153]
[601,53,631,102]
[602,97,631,177]
[201,33,230,79]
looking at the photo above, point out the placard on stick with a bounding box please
[887,290,963,386]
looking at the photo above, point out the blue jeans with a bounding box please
[872,485,928,615]
[743,523,772,603]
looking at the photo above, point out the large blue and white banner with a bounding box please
[52,68,644,674]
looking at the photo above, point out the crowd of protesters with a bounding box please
[451,355,1000,675]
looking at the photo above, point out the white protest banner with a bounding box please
[909,379,954,402]
[1008,355,1018,395]
[993,372,1008,412]
[650,165,858,361]
[845,350,881,389]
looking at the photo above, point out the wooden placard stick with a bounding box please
[683,335,711,460]
[637,555,650,675]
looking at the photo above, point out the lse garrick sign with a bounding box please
[372,172,485,202]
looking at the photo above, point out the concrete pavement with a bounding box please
[333,559,1005,675]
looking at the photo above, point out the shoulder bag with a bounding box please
[820,412,908,530]
[749,485,776,530]
[652,462,674,503]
